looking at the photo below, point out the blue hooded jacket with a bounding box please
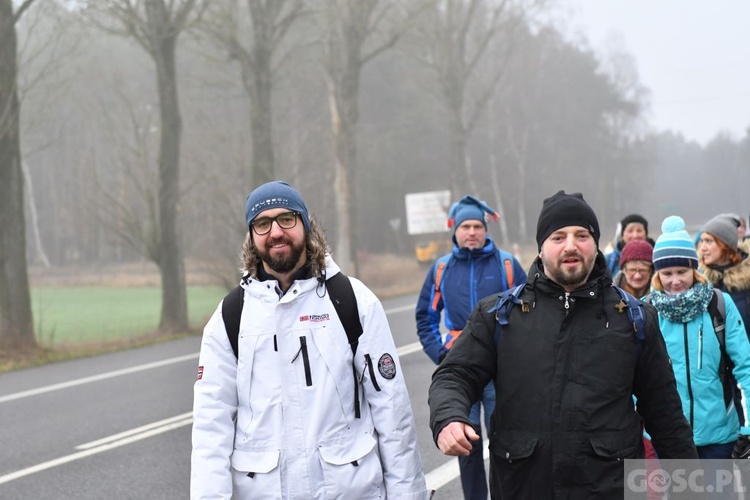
[415,236,526,364]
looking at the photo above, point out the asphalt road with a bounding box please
[0,293,475,499]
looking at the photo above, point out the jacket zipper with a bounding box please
[564,292,570,312]
[291,336,313,387]
[363,354,382,392]
[698,324,703,370]
[683,323,694,428]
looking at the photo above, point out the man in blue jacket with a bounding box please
[415,195,526,500]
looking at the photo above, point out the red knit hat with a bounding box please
[619,239,653,269]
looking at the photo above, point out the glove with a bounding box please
[732,435,750,459]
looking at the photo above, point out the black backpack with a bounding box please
[221,272,365,417]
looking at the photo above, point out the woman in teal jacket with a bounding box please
[651,216,750,458]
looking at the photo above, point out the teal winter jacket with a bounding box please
[657,292,750,446]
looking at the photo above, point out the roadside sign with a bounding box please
[405,190,451,235]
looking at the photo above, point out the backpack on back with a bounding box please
[221,272,365,417]
[430,249,516,311]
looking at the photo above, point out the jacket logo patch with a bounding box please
[378,353,397,380]
[299,314,330,323]
[197,366,204,380]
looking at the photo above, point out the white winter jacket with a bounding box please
[191,257,430,499]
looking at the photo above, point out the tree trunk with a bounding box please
[241,44,274,186]
[153,34,188,333]
[327,67,360,277]
[22,160,51,268]
[448,110,469,196]
[0,0,36,350]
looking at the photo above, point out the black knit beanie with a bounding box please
[619,214,649,237]
[536,191,600,250]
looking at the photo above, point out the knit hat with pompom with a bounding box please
[652,216,698,271]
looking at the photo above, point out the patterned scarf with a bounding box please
[649,281,714,323]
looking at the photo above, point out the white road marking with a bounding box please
[0,414,193,485]
[385,303,418,314]
[1,303,420,405]
[397,341,423,357]
[0,300,445,488]
[75,412,193,450]
[0,353,198,404]
[0,406,475,490]
[425,445,489,491]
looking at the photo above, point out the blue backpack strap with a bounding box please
[488,284,526,326]
[487,284,527,348]
[612,285,646,360]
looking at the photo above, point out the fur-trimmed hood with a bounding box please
[700,239,750,292]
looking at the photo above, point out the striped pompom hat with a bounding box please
[653,215,698,270]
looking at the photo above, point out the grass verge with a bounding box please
[0,285,226,373]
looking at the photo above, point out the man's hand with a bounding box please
[732,435,750,459]
[436,422,479,456]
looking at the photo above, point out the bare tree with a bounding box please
[201,0,304,186]
[414,0,533,196]
[92,0,206,333]
[0,0,37,351]
[318,0,415,276]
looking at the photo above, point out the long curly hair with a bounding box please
[241,214,330,279]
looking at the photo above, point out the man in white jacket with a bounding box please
[191,181,431,499]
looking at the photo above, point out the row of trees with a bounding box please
[2,0,748,351]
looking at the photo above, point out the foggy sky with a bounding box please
[561,0,750,145]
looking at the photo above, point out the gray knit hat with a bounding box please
[702,213,739,251]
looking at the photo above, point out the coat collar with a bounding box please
[451,236,498,261]
[700,239,750,292]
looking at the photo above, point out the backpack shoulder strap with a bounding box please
[487,283,527,348]
[708,289,733,406]
[222,274,364,360]
[612,285,646,360]
[496,249,515,289]
[327,272,364,420]
[327,272,363,354]
[488,283,527,326]
[430,254,452,310]
[709,289,727,343]
[222,285,244,359]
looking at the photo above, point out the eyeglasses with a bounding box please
[623,267,651,277]
[250,211,299,235]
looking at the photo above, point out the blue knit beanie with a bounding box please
[245,181,310,232]
[447,195,499,231]
[653,216,698,270]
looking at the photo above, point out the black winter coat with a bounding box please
[429,253,697,499]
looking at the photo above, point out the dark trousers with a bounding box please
[458,383,494,500]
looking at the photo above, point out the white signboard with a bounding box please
[405,190,451,235]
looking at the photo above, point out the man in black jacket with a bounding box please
[429,191,697,499]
